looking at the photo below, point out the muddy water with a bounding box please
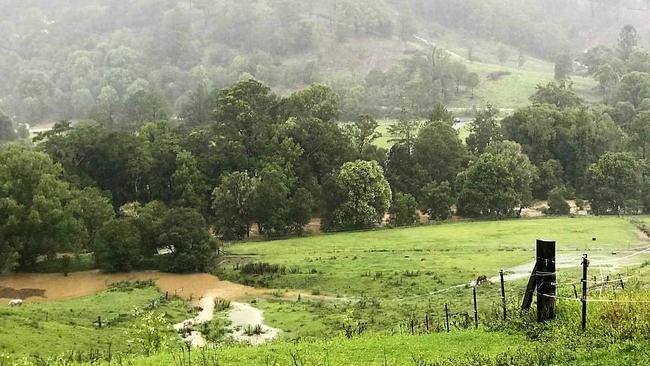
[0,270,283,347]
[0,271,267,303]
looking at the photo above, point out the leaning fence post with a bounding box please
[573,284,579,299]
[581,254,589,332]
[444,303,450,332]
[472,287,479,328]
[619,275,625,290]
[499,269,507,320]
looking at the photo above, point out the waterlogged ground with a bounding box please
[2,216,650,359]
[0,271,267,304]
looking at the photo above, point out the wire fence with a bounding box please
[385,250,650,336]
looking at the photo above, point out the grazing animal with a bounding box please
[8,299,23,307]
[476,275,489,286]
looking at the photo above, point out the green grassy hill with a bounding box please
[2,217,650,365]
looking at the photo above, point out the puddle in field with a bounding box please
[228,302,281,345]
[174,296,281,347]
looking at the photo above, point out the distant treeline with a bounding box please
[1,0,647,124]
[2,26,650,275]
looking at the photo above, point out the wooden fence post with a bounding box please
[472,287,479,328]
[536,239,556,322]
[499,269,507,320]
[425,313,430,331]
[444,304,450,332]
[581,254,589,332]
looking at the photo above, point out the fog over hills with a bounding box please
[0,0,649,123]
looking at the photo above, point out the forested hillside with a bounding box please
[1,0,649,124]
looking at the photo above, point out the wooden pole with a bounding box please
[444,303,450,332]
[473,287,479,328]
[521,262,538,311]
[499,269,507,320]
[425,314,430,331]
[573,284,579,299]
[581,254,589,332]
[536,239,556,322]
[619,275,625,290]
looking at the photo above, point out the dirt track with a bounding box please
[0,271,267,303]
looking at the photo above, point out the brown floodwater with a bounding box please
[0,271,267,303]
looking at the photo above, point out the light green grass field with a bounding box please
[0,285,191,357]
[124,330,526,366]
[215,217,648,340]
[219,217,641,298]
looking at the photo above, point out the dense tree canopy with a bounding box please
[587,152,644,215]
[324,160,392,230]
[0,146,84,271]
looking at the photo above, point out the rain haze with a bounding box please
[2,1,650,365]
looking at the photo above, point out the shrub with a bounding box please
[420,181,455,221]
[389,193,420,227]
[240,262,285,275]
[548,187,570,215]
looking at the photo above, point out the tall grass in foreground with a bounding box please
[4,286,650,366]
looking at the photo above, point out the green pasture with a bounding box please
[0,285,191,357]
[219,217,642,299]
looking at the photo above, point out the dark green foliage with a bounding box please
[212,172,255,240]
[288,188,314,234]
[466,105,502,155]
[420,181,455,221]
[240,262,286,275]
[587,152,644,215]
[157,208,217,273]
[287,117,354,185]
[0,146,85,271]
[94,218,143,272]
[429,103,454,124]
[281,84,340,122]
[344,115,381,158]
[251,164,292,236]
[617,72,650,108]
[324,160,392,230]
[456,142,536,218]
[501,104,622,193]
[529,81,584,108]
[385,143,427,199]
[69,187,116,251]
[533,160,564,199]
[123,201,169,256]
[547,187,571,215]
[389,193,419,227]
[413,121,468,185]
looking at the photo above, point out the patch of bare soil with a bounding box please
[0,287,46,300]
